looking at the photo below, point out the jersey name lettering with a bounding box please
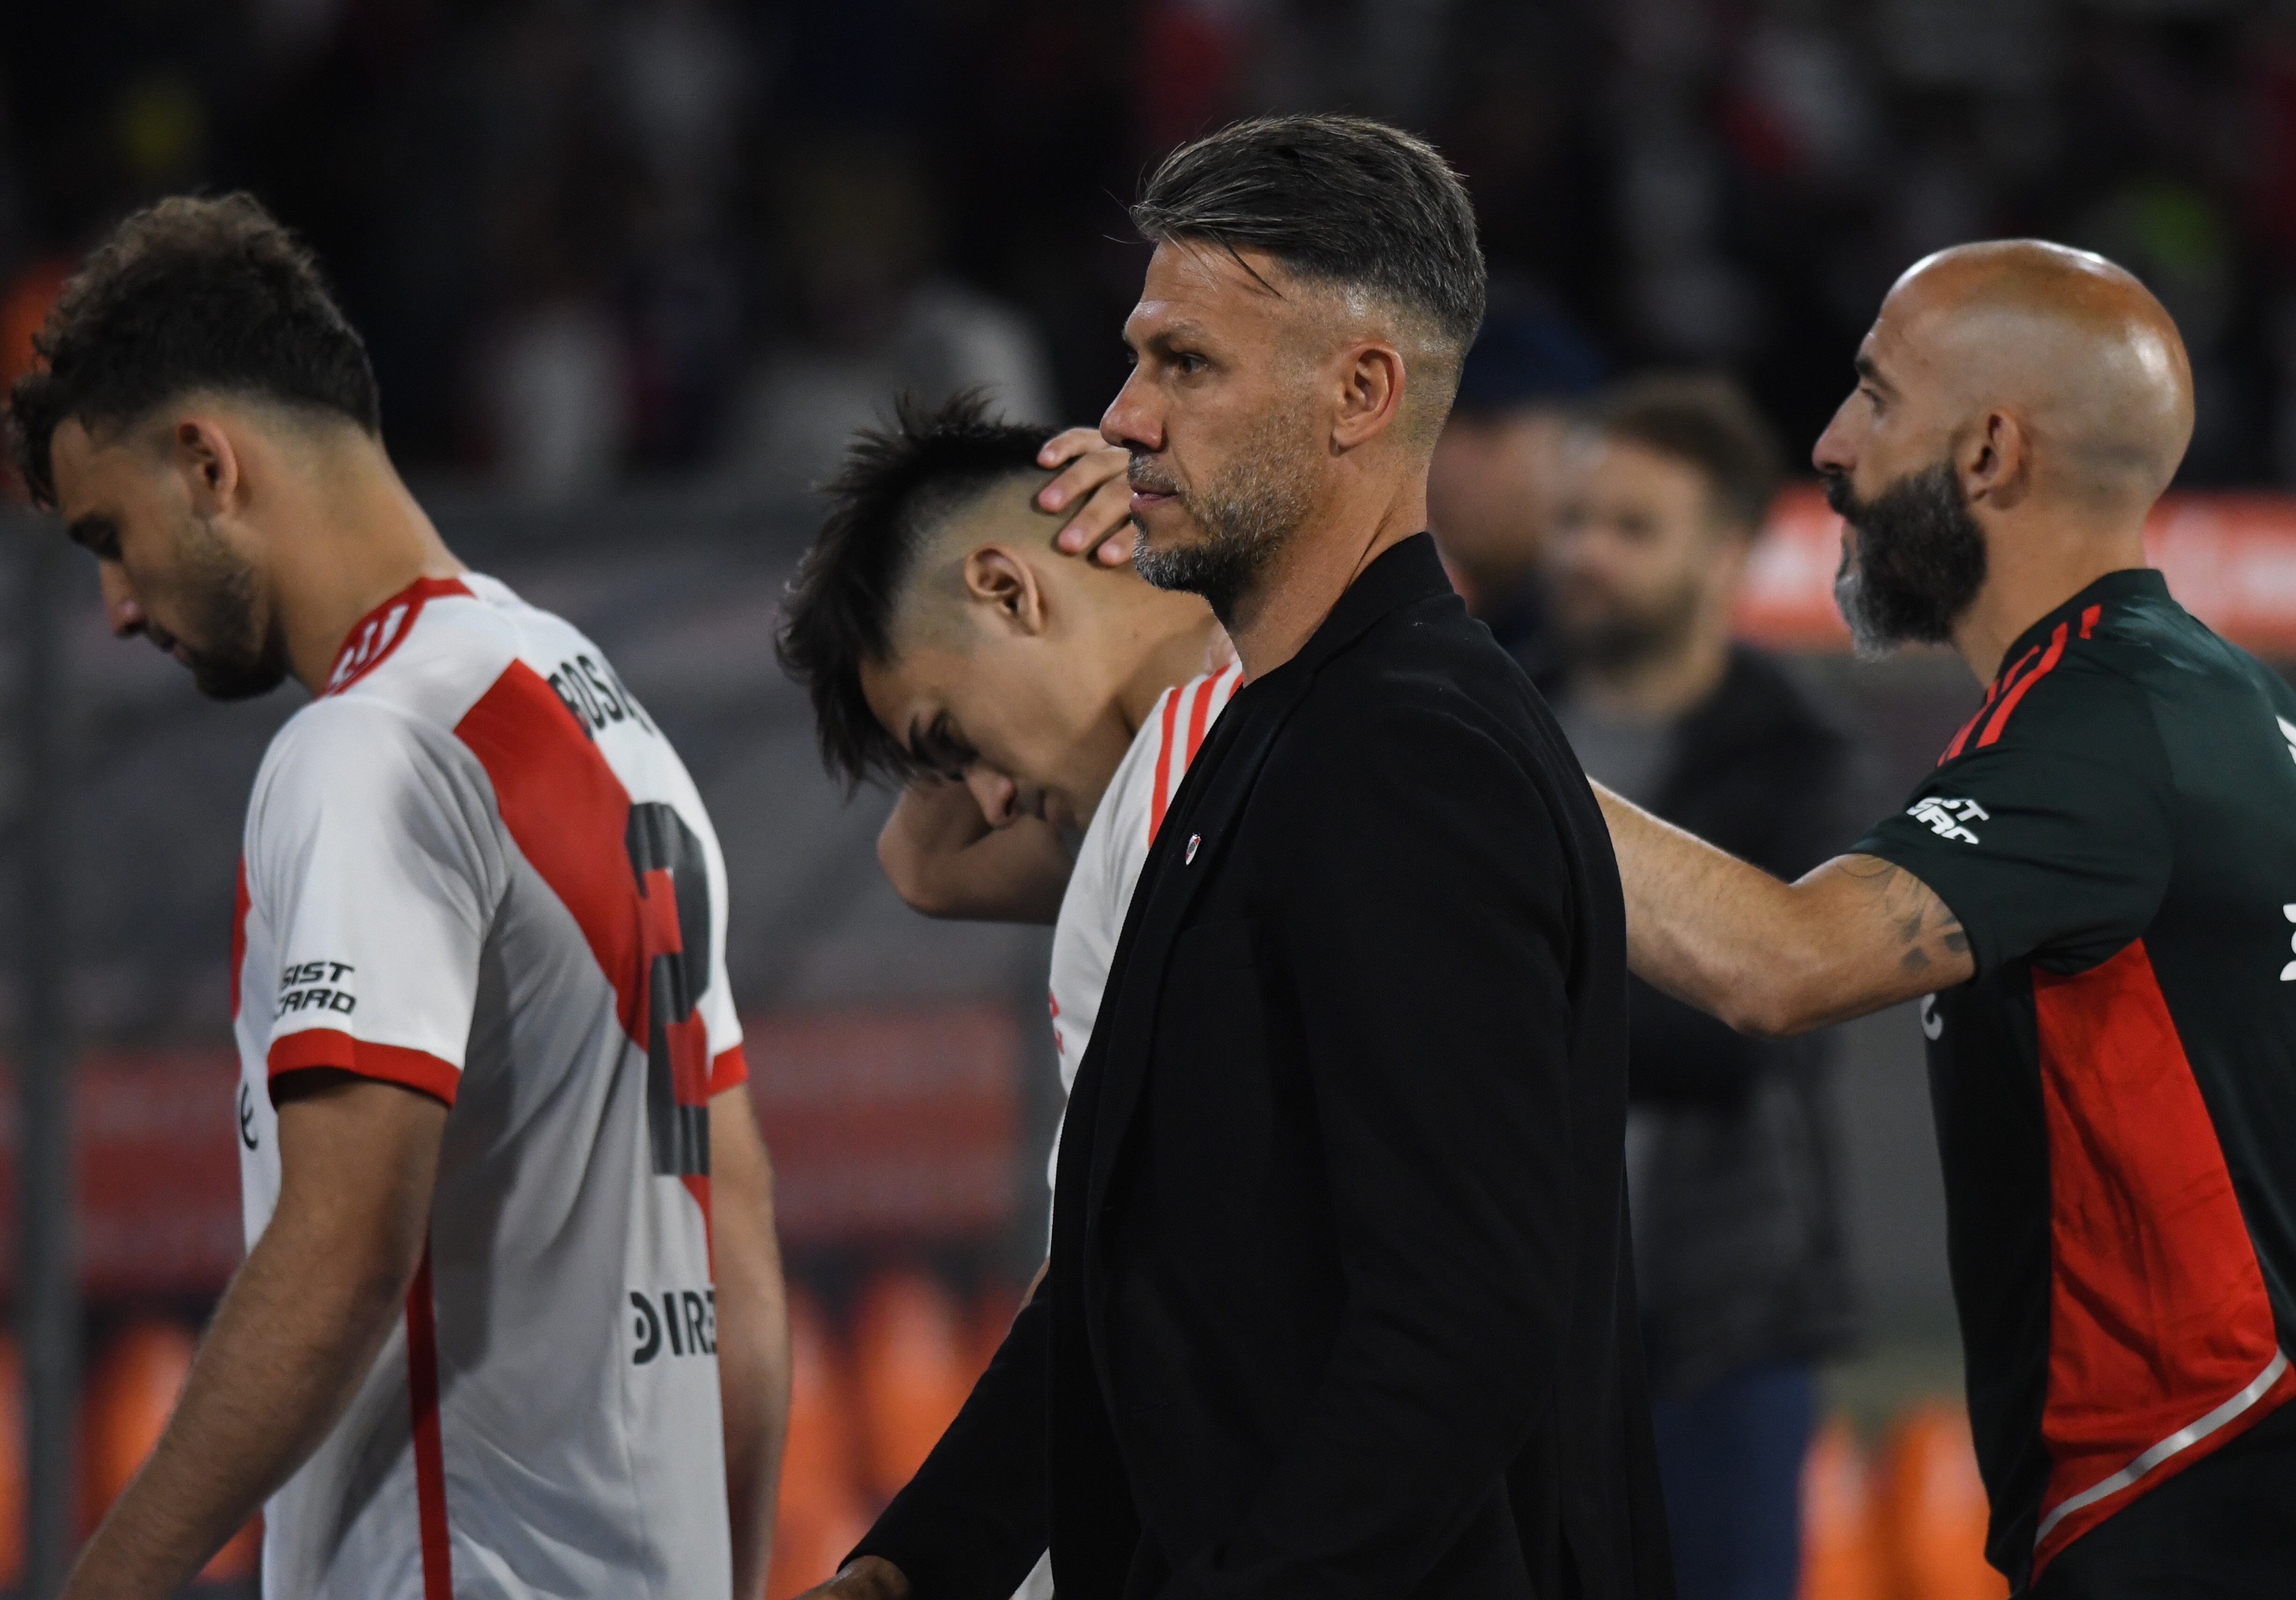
[548,653,655,741]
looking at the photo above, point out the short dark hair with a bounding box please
[1132,114,1487,363]
[776,390,1048,790]
[7,193,380,508]
[1591,373,1785,533]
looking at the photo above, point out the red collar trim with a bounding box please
[323,577,473,696]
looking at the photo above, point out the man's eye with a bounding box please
[1176,353,1208,375]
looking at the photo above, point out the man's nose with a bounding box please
[97,563,147,639]
[1811,397,1858,477]
[1100,365,1161,454]
[965,767,1020,829]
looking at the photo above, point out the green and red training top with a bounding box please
[1856,569,2296,1588]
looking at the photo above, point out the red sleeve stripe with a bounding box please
[267,1029,460,1106]
[708,1043,749,1095]
[1147,686,1184,846]
[1976,621,2070,749]
[405,1247,455,1599]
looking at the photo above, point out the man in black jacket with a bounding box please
[804,113,1671,1600]
[1544,375,1858,1600]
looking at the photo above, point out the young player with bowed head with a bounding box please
[7,194,787,1600]
[778,393,1235,1159]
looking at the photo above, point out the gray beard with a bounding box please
[1129,430,1314,622]
[1825,460,1987,660]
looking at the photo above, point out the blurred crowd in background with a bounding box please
[9,0,2296,497]
[1,7,2286,1595]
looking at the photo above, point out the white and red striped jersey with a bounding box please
[1044,662,1242,1185]
[231,573,745,1600]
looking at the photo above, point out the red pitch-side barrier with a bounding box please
[0,1005,1026,1297]
[1742,484,2296,654]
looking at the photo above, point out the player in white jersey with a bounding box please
[776,396,1223,1597]
[8,195,788,1600]
[778,394,1225,1158]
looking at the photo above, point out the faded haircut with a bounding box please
[775,391,1048,790]
[7,193,380,508]
[1132,114,1487,436]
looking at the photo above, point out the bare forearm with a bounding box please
[1597,785,1811,1026]
[1594,784,1971,1036]
[877,785,1069,923]
[713,1087,790,1599]
[65,1216,415,1599]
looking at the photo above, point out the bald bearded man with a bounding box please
[1598,240,2296,1597]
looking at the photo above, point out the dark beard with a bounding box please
[1128,423,1314,621]
[1559,575,1702,673]
[178,523,292,700]
[1825,461,1987,658]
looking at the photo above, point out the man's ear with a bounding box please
[962,546,1049,637]
[1331,341,1407,452]
[1963,409,2031,513]
[170,415,244,519]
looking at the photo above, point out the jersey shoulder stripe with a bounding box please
[1936,604,2107,765]
[1147,662,1243,846]
[1975,620,2072,749]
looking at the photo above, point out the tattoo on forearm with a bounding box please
[1841,855,1969,973]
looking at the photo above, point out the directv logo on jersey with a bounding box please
[630,1288,718,1364]
[1908,796,1989,844]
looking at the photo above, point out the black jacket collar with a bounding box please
[1267,532,1454,684]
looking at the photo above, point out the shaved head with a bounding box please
[1879,240,2193,506]
[1814,238,2196,661]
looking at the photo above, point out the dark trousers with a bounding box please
[1650,1361,1815,1600]
[2029,1399,2296,1599]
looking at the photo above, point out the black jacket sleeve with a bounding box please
[1625,978,1765,1104]
[1161,700,1593,1599]
[846,1286,1051,1598]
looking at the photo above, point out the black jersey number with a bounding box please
[627,801,714,1178]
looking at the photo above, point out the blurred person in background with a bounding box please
[722,141,1057,496]
[1547,373,1858,1600]
[7,193,787,1600]
[1427,285,1607,684]
[775,395,1214,1600]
